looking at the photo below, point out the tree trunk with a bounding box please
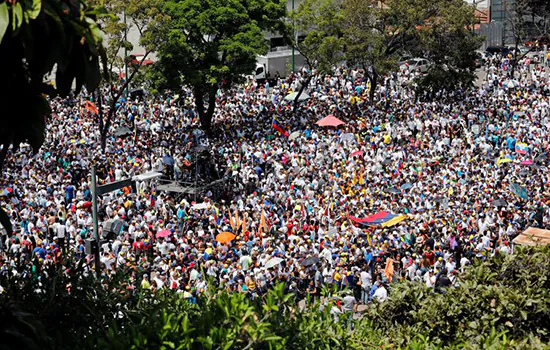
[510,40,521,78]
[195,85,217,134]
[0,141,10,175]
[369,68,378,102]
[292,74,313,116]
[98,53,150,151]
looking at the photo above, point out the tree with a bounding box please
[0,0,107,234]
[505,0,550,76]
[341,0,439,101]
[413,0,483,99]
[94,0,166,150]
[290,0,344,111]
[146,0,286,132]
[515,0,550,42]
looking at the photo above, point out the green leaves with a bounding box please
[290,0,480,100]
[12,2,23,31]
[291,0,344,73]
[2,247,550,350]
[145,0,286,130]
[27,0,42,20]
[0,2,8,42]
[0,0,108,235]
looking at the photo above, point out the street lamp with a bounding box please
[91,167,161,277]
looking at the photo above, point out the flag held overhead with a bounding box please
[85,101,99,114]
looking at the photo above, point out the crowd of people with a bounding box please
[0,51,549,309]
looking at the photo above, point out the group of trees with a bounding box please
[507,0,550,45]
[1,0,482,144]
[89,0,483,133]
[291,0,483,102]
[121,0,482,125]
[1,245,550,349]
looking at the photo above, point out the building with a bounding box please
[489,0,549,45]
[488,0,513,44]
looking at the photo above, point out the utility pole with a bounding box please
[124,10,129,99]
[292,0,295,73]
[91,166,100,278]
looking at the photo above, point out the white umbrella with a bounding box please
[289,131,300,141]
[506,80,519,88]
[285,91,310,101]
[265,257,283,269]
[340,133,355,142]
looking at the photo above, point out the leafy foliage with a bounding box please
[91,0,166,150]
[1,0,107,149]
[341,0,439,99]
[0,0,108,234]
[0,258,145,350]
[286,0,345,112]
[413,0,483,97]
[369,246,550,348]
[2,247,550,349]
[290,0,345,73]
[291,0,481,102]
[97,0,165,76]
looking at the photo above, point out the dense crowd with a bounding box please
[1,52,549,311]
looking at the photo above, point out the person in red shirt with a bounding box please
[132,238,144,255]
[424,250,436,266]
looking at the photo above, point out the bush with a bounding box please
[368,246,550,349]
[1,246,550,349]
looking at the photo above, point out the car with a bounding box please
[485,46,510,56]
[474,51,490,68]
[401,58,431,73]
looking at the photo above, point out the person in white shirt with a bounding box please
[425,269,434,288]
[322,265,334,284]
[55,219,67,252]
[360,269,372,303]
[499,241,511,255]
[373,283,388,302]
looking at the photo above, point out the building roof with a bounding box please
[513,227,550,246]
[475,7,490,24]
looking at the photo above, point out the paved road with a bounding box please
[475,67,487,88]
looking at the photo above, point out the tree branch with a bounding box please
[100,51,151,150]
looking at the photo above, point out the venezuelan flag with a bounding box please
[348,212,407,228]
[515,142,529,155]
[272,117,289,137]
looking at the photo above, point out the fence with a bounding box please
[475,22,505,49]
